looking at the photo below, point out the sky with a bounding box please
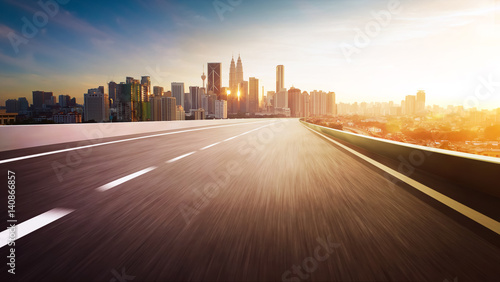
[1,0,500,109]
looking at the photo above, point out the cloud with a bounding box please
[90,37,114,49]
[0,24,15,37]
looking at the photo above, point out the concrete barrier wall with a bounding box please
[0,119,263,152]
[301,120,500,198]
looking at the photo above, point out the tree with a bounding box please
[485,125,500,140]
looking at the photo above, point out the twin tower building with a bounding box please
[208,55,260,115]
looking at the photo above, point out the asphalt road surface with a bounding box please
[1,119,499,281]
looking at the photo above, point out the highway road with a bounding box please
[1,119,499,281]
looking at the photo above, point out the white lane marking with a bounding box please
[201,142,221,150]
[303,125,500,235]
[221,122,280,143]
[0,208,74,248]
[97,167,157,192]
[0,121,269,165]
[166,152,196,163]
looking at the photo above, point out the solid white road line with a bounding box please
[201,142,221,150]
[0,208,74,248]
[0,120,269,165]
[97,167,157,192]
[303,125,500,235]
[166,152,196,163]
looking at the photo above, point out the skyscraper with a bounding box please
[215,100,228,119]
[248,77,259,114]
[117,82,132,122]
[32,91,53,110]
[18,97,29,115]
[238,81,248,113]
[171,82,185,108]
[288,87,301,117]
[405,95,416,116]
[59,95,71,108]
[301,91,310,118]
[141,76,151,104]
[184,92,192,113]
[108,81,118,108]
[276,88,288,110]
[236,55,243,86]
[84,91,108,122]
[161,97,177,121]
[207,63,221,98]
[416,90,426,114]
[190,86,200,110]
[153,86,164,97]
[150,96,162,121]
[5,99,18,113]
[310,91,327,116]
[327,92,336,116]
[276,65,284,93]
[126,79,143,122]
[229,56,237,91]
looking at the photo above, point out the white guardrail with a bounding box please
[301,120,500,199]
[0,119,262,152]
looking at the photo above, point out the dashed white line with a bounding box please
[166,152,196,163]
[221,122,279,143]
[97,166,157,192]
[303,125,500,235]
[201,142,221,150]
[0,120,268,165]
[0,208,74,248]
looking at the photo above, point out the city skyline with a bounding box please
[1,0,500,109]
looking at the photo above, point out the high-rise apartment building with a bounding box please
[161,97,177,121]
[176,105,185,120]
[215,100,227,119]
[190,86,200,110]
[288,87,301,117]
[32,91,53,110]
[193,109,205,120]
[84,91,109,122]
[184,92,192,113]
[59,95,71,108]
[405,95,416,115]
[150,96,162,121]
[327,92,336,116]
[18,97,29,115]
[416,90,426,114]
[5,99,18,113]
[248,77,259,114]
[171,82,185,108]
[141,76,151,102]
[276,65,284,93]
[153,86,164,97]
[201,94,209,116]
[275,88,288,109]
[108,81,118,108]
[267,91,276,108]
[300,91,310,118]
[310,91,327,116]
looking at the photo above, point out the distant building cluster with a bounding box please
[3,54,471,125]
[1,91,82,124]
[336,91,426,116]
